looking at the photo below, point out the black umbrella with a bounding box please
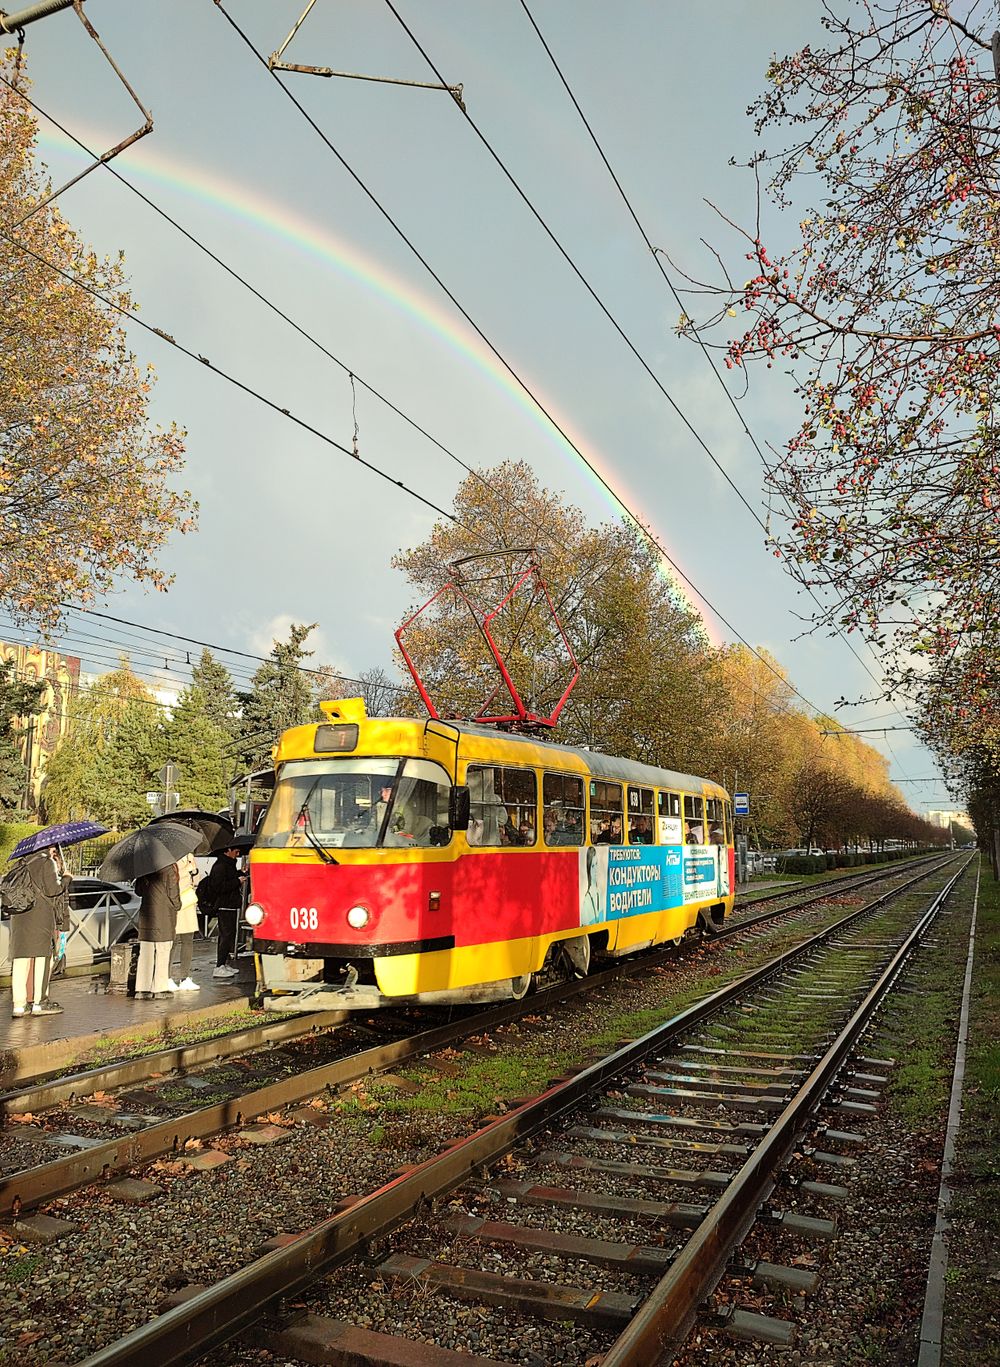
[148,810,235,856]
[228,832,256,852]
[98,822,202,882]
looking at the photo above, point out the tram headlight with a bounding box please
[244,902,265,927]
[346,904,370,930]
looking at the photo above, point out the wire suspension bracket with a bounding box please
[267,0,464,109]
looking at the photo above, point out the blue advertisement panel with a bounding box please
[578,845,692,926]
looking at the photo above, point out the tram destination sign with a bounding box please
[734,793,750,816]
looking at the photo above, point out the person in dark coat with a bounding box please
[10,847,70,1017]
[134,863,180,999]
[198,848,244,978]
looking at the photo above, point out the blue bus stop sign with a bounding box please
[734,793,750,816]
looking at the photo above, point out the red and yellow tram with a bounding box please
[247,699,735,1011]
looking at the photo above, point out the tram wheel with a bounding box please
[509,973,534,1000]
[671,935,685,948]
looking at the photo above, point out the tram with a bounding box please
[247,698,734,1011]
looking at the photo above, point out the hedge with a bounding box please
[0,822,41,867]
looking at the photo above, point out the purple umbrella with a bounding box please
[11,821,108,859]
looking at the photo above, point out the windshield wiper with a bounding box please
[296,780,337,865]
[376,760,407,847]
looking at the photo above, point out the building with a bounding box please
[926,808,970,834]
[0,641,81,816]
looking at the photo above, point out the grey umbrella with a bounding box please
[98,821,202,883]
[148,810,235,855]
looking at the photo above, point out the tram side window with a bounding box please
[466,765,537,847]
[627,786,655,844]
[591,781,624,844]
[706,797,725,845]
[543,773,585,847]
[657,790,682,845]
[684,795,706,844]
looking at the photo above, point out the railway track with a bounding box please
[70,853,971,1365]
[0,854,956,1222]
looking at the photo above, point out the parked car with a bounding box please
[0,877,139,977]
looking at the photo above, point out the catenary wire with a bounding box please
[212,0,834,722]
[514,0,924,779]
[382,0,767,534]
[0,73,493,500]
[0,225,466,532]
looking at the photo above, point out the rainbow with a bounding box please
[37,124,723,645]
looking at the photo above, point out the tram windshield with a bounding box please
[257,757,453,850]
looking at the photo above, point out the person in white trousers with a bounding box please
[134,862,180,1000]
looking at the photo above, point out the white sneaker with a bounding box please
[165,979,180,992]
[178,977,200,991]
[11,1006,25,1017]
[212,965,238,978]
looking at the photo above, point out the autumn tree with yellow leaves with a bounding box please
[394,460,717,774]
[0,54,194,627]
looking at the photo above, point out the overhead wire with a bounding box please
[0,74,494,500]
[381,0,767,534]
[3,12,916,755]
[212,0,835,723]
[0,226,466,531]
[513,0,925,781]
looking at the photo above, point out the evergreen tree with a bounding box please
[44,659,164,828]
[190,649,240,741]
[239,624,316,767]
[162,684,230,810]
[0,657,46,817]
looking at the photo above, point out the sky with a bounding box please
[0,0,956,814]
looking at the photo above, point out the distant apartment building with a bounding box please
[926,808,970,831]
[1,640,81,816]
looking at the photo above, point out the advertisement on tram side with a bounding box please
[578,842,720,925]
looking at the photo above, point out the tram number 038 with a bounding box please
[289,907,319,930]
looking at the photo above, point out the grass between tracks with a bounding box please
[326,895,893,1131]
[72,1006,266,1070]
[940,864,1000,1364]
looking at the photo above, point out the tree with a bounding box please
[356,666,400,719]
[161,684,230,810]
[190,650,240,741]
[238,624,316,767]
[0,657,45,816]
[394,461,715,770]
[704,645,801,848]
[0,54,194,628]
[682,1,1000,786]
[43,659,163,828]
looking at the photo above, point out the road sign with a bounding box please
[145,792,158,804]
[734,793,750,816]
[157,762,179,788]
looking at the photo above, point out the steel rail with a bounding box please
[600,860,972,1365]
[0,1012,344,1118]
[77,856,965,1366]
[1,855,955,1216]
[727,853,954,935]
[0,856,951,1215]
[734,851,941,911]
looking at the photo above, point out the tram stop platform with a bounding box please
[0,940,256,1088]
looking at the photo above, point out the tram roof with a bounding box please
[449,720,726,798]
